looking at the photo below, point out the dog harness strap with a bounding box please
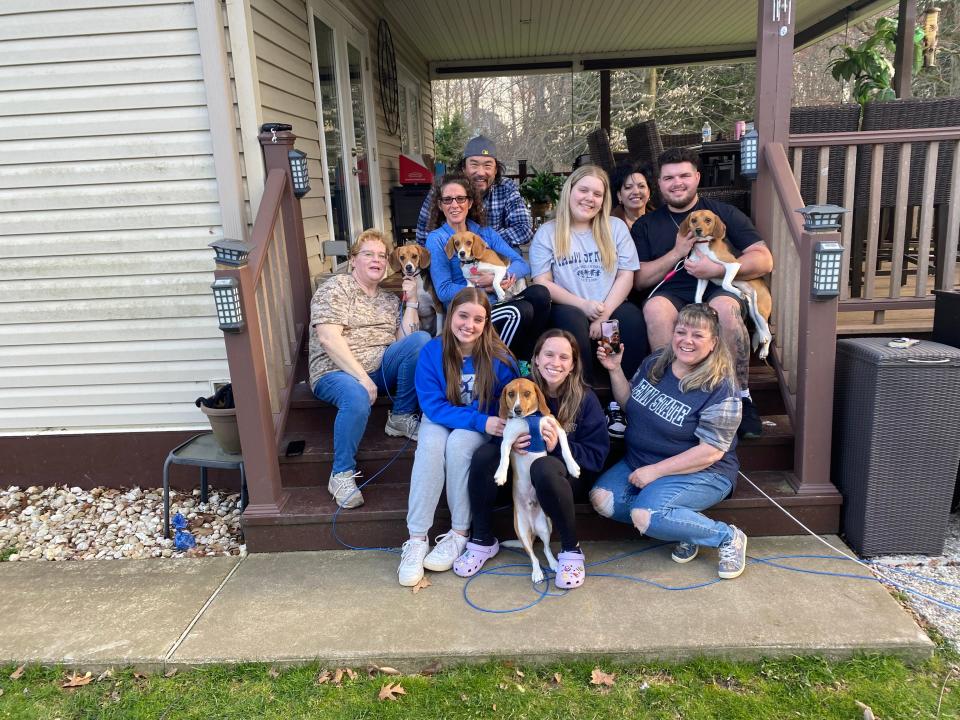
[525,414,547,453]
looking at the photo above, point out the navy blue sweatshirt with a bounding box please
[546,389,609,474]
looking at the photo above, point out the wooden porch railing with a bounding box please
[763,142,840,493]
[213,129,312,519]
[788,127,960,324]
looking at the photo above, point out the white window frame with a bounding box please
[397,65,423,157]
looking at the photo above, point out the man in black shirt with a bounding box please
[631,147,773,437]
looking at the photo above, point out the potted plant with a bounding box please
[520,169,565,221]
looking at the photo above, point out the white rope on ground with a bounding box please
[163,555,247,662]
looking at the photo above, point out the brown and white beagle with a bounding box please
[493,378,581,583]
[445,231,524,302]
[679,209,773,360]
[389,244,443,335]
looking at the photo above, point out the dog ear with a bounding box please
[444,236,457,258]
[388,247,402,272]
[533,383,552,417]
[498,387,512,420]
[419,246,431,269]
[713,214,727,240]
[677,216,691,237]
[471,233,487,255]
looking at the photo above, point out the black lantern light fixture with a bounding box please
[209,239,252,267]
[796,204,849,232]
[811,241,844,299]
[288,148,310,198]
[739,123,759,180]
[211,277,244,333]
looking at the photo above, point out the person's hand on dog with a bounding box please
[361,377,378,405]
[684,252,724,280]
[629,465,659,489]
[512,432,531,455]
[596,343,624,371]
[401,277,417,302]
[673,228,696,262]
[581,299,605,321]
[485,416,506,436]
[471,270,495,289]
[541,422,559,452]
[499,273,517,291]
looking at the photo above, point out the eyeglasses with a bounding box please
[440,195,470,206]
[357,251,388,261]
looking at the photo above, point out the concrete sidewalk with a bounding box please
[0,536,933,672]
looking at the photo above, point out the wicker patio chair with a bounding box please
[699,186,750,215]
[661,132,701,149]
[625,120,664,167]
[789,103,861,205]
[585,127,616,175]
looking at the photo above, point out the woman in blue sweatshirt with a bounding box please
[425,173,550,359]
[454,329,610,589]
[398,287,518,587]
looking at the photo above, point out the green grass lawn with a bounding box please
[2,650,958,720]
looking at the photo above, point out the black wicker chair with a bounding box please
[585,127,616,175]
[789,103,861,205]
[625,120,664,167]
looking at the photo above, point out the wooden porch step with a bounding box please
[242,470,841,552]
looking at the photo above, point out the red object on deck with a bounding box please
[399,154,433,185]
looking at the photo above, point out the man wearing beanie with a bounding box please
[416,134,532,248]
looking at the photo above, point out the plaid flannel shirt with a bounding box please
[415,177,533,247]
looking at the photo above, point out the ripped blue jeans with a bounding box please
[590,459,735,548]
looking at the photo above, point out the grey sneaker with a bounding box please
[717,526,748,579]
[422,531,468,572]
[385,412,420,441]
[671,541,699,564]
[398,538,430,586]
[327,470,363,509]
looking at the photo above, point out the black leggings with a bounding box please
[549,300,648,385]
[490,283,551,361]
[468,442,595,553]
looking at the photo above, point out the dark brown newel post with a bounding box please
[259,129,312,324]
[893,0,916,99]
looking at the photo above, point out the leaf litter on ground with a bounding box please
[378,682,406,701]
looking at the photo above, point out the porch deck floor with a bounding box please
[0,536,932,671]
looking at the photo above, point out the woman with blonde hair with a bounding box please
[591,303,748,580]
[530,165,647,384]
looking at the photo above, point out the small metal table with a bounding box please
[162,433,247,539]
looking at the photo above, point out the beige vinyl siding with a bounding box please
[0,0,229,434]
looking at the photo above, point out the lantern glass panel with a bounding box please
[289,149,311,198]
[812,241,843,298]
[211,278,244,332]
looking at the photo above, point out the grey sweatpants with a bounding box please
[406,414,487,537]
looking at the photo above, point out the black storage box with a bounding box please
[832,337,960,556]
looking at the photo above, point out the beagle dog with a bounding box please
[493,378,581,583]
[389,244,443,336]
[679,209,773,360]
[445,231,525,303]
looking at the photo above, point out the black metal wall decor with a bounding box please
[377,18,400,136]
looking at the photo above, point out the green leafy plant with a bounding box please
[828,17,925,105]
[433,114,469,167]
[519,168,565,206]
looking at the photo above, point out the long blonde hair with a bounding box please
[441,287,515,412]
[530,329,586,432]
[552,165,616,273]
[648,304,735,393]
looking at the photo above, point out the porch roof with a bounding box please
[384,0,897,78]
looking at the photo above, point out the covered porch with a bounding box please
[220,0,958,550]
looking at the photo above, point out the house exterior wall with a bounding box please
[0,0,229,435]
[247,0,434,280]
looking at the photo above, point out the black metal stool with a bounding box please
[162,433,247,539]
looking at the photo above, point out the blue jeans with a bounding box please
[591,459,735,547]
[312,331,430,474]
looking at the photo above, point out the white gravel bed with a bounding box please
[870,512,960,646]
[0,484,244,562]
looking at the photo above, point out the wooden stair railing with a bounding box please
[762,142,840,494]
[213,129,312,520]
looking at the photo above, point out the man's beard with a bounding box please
[665,189,697,209]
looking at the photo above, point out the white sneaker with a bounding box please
[385,411,420,441]
[327,470,363,509]
[398,538,430,587]
[422,531,468,572]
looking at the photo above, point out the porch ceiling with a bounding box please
[385,0,897,78]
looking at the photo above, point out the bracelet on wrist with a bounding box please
[405,302,419,309]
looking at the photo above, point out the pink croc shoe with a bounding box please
[555,550,586,589]
[453,540,500,577]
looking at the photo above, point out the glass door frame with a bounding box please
[307,0,383,255]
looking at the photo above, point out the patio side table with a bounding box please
[162,433,247,539]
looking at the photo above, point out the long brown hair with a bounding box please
[427,173,487,232]
[441,287,514,411]
[648,304,735,392]
[530,329,586,432]
[552,165,616,272]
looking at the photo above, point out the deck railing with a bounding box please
[788,127,960,324]
[763,143,840,493]
[213,129,312,519]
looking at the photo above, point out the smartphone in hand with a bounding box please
[600,320,621,354]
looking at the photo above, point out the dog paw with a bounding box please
[530,566,545,584]
[493,473,508,487]
[566,462,581,479]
